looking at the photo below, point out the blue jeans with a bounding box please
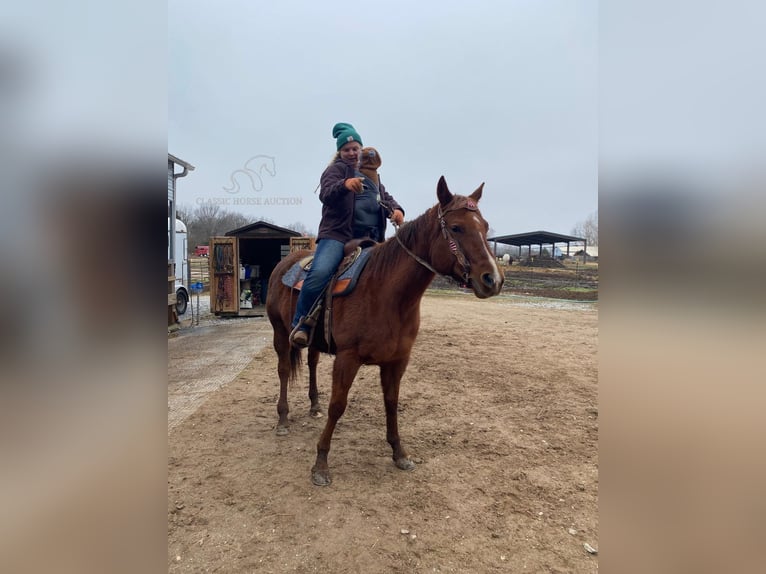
[291,239,345,330]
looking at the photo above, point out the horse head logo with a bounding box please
[223,155,277,194]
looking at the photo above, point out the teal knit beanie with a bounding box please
[332,122,363,150]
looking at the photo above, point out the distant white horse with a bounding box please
[223,155,276,194]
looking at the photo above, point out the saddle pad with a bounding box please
[282,247,375,297]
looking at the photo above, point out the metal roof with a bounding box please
[225,220,303,238]
[488,230,585,247]
[168,153,196,171]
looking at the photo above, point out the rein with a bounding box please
[394,231,440,275]
[392,198,479,282]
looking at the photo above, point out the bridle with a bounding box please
[393,197,479,283]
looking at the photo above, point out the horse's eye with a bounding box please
[450,225,463,233]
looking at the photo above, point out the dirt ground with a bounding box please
[168,292,598,573]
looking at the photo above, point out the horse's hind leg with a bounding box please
[380,358,415,471]
[308,347,322,417]
[311,351,361,486]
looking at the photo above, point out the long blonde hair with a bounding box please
[315,151,356,193]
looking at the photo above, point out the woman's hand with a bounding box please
[391,209,404,226]
[344,177,364,193]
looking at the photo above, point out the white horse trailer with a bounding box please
[168,218,189,314]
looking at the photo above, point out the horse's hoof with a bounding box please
[311,468,332,486]
[310,410,323,419]
[275,426,289,436]
[395,457,416,471]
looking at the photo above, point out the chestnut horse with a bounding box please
[266,176,503,485]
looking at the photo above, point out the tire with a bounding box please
[176,290,188,315]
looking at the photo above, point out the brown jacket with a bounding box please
[317,158,404,243]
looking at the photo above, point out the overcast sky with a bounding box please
[169,0,597,237]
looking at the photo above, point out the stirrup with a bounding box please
[289,324,309,348]
[302,300,323,329]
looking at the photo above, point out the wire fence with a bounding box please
[429,260,598,300]
[187,257,211,292]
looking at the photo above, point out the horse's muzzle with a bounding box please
[472,269,504,298]
[482,272,496,289]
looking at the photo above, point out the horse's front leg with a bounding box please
[380,358,415,471]
[312,351,361,486]
[274,329,292,436]
[308,347,322,417]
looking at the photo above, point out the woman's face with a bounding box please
[339,142,361,164]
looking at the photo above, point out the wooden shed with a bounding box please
[210,221,311,317]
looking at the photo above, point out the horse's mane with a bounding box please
[365,205,437,280]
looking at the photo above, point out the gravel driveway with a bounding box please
[168,295,272,432]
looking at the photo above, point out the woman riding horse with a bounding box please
[289,122,404,348]
[267,175,503,486]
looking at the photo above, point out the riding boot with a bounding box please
[290,299,323,348]
[289,324,309,348]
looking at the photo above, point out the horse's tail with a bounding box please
[288,345,303,387]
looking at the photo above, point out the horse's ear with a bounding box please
[437,176,453,206]
[469,183,484,202]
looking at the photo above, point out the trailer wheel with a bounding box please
[176,290,188,315]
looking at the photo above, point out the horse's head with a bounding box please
[430,176,504,298]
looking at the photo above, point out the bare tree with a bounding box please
[175,203,194,225]
[188,203,221,249]
[186,204,252,250]
[572,210,598,246]
[217,211,251,235]
[284,221,315,237]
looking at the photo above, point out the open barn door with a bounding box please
[209,236,239,315]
